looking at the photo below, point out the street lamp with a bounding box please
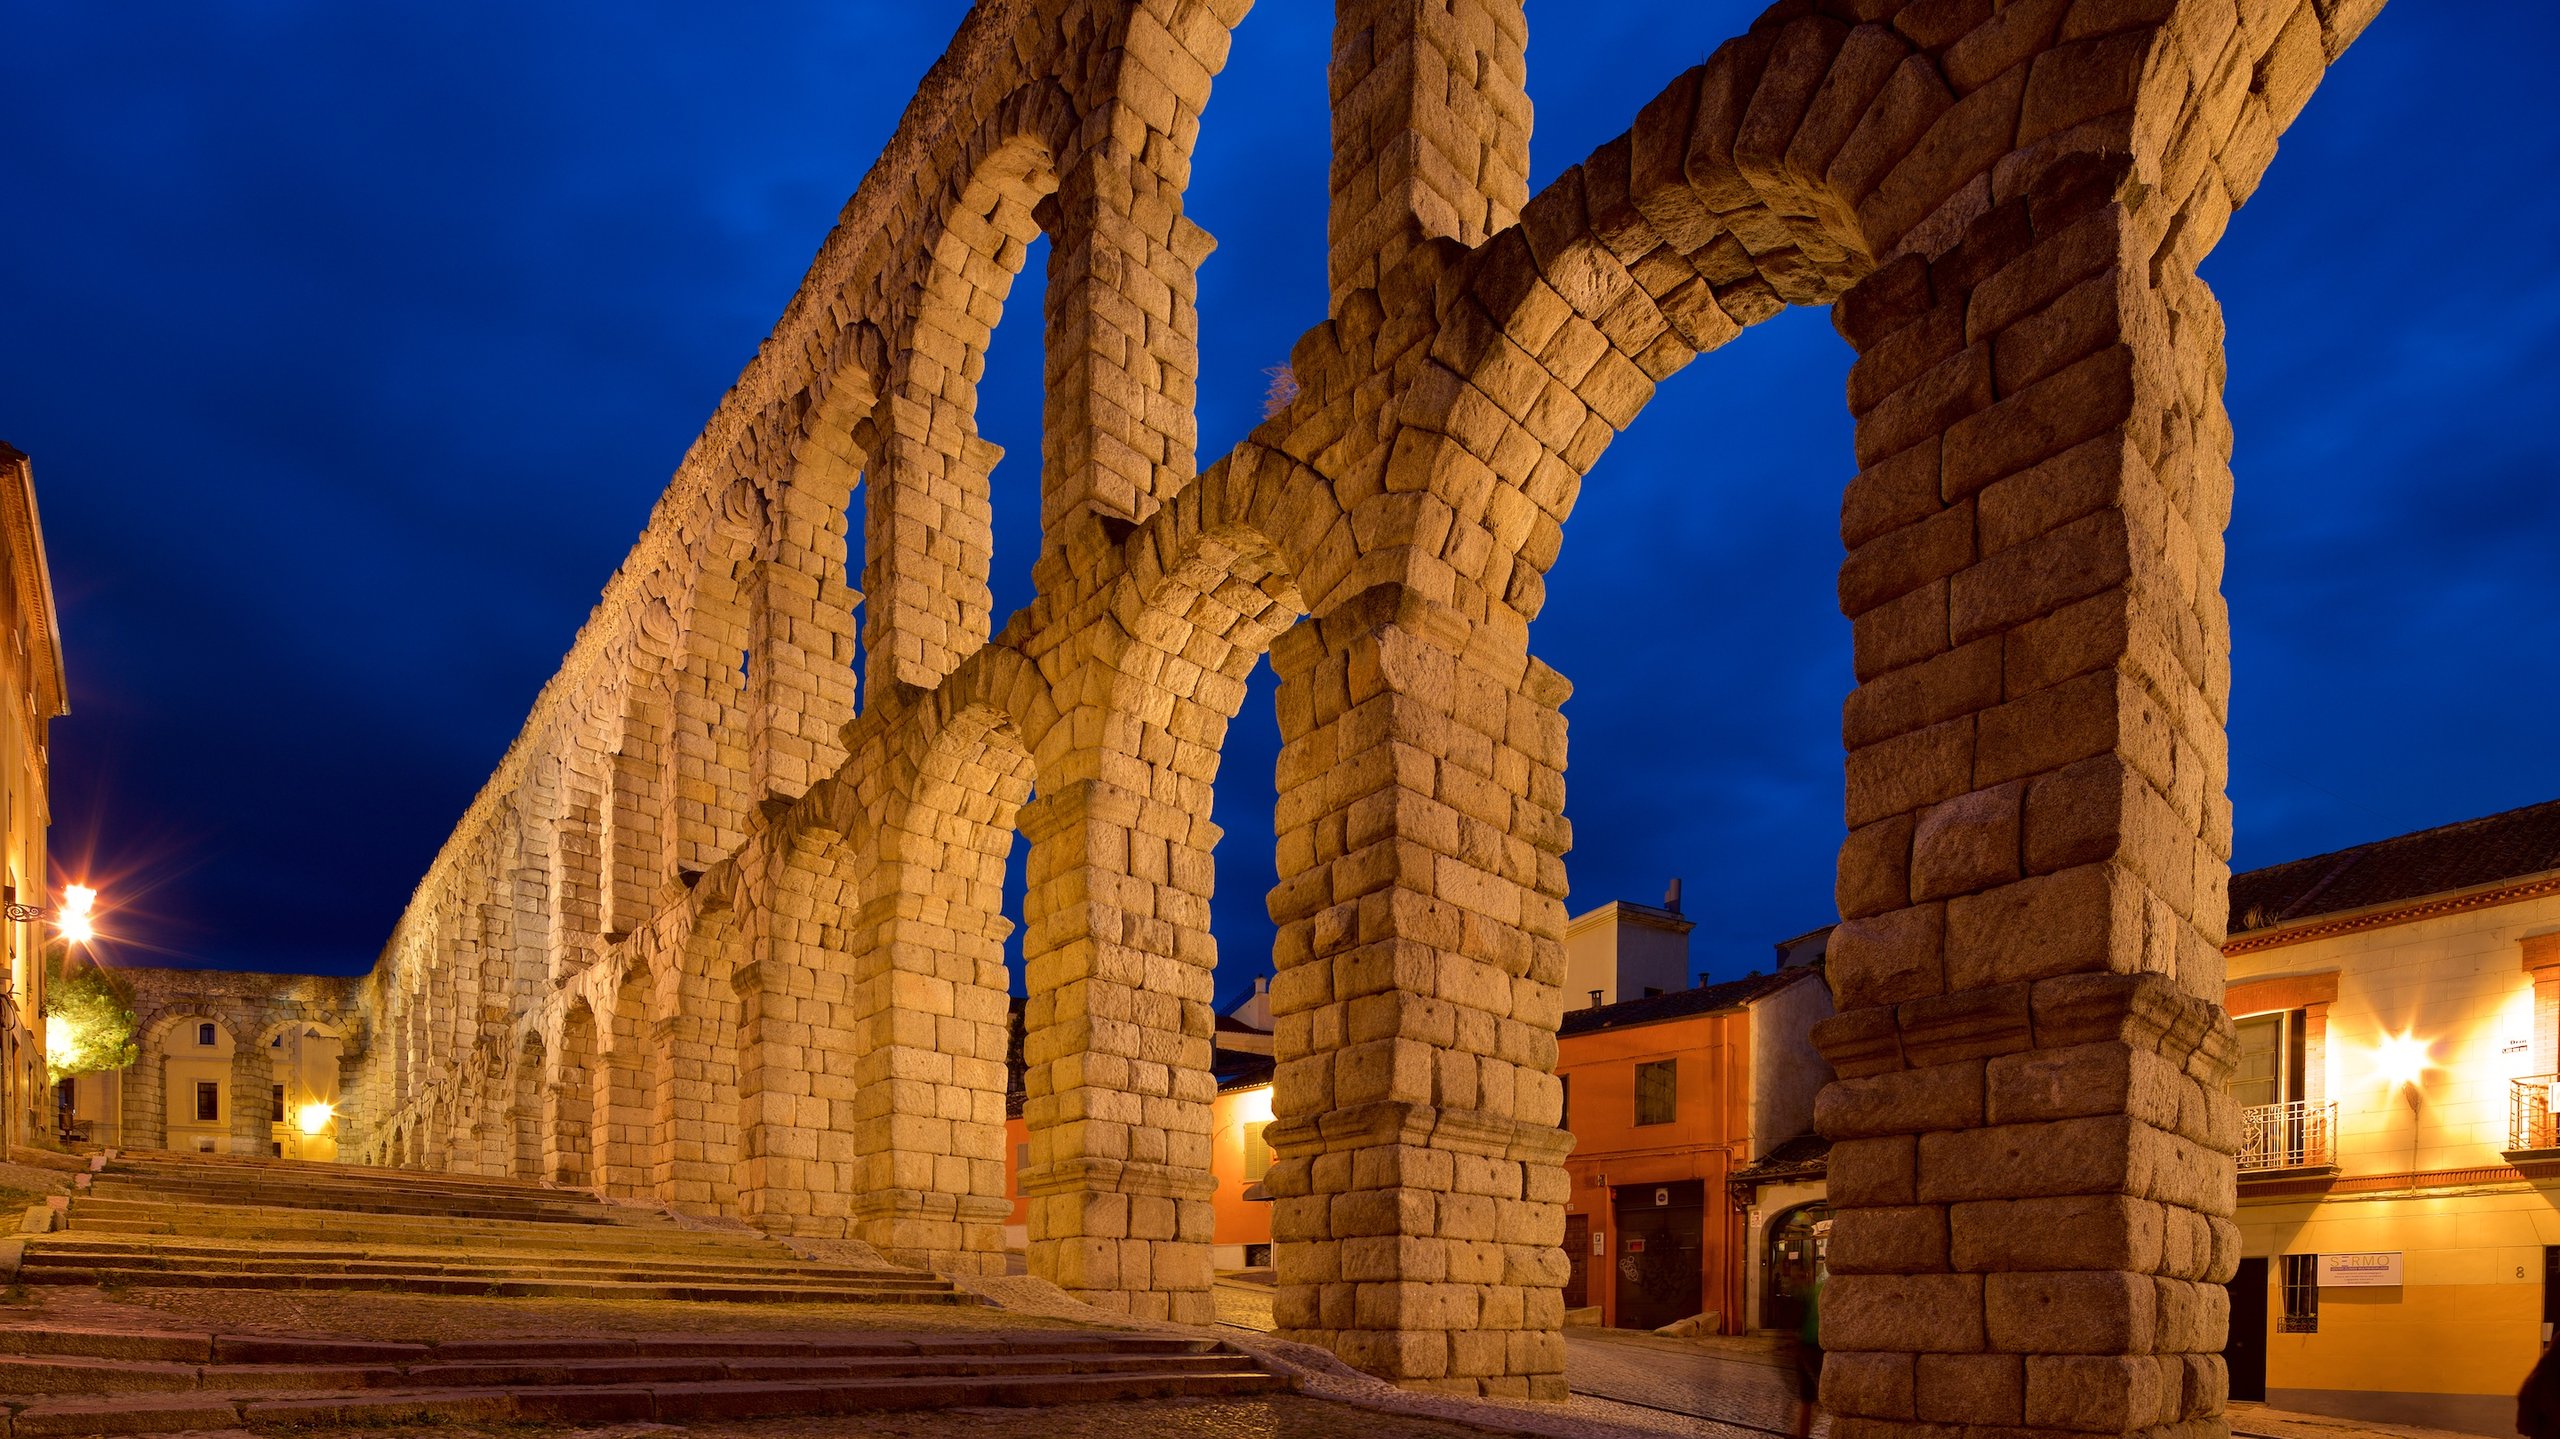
[4,884,96,944]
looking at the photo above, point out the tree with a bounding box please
[43,942,137,1082]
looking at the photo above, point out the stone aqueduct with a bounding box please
[316,0,2380,1418]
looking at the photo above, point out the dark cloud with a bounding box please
[6,3,2553,1003]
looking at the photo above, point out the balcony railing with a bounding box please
[2511,1076,2559,1153]
[2238,1099,2336,1173]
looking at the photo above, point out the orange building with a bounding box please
[1000,918,1837,1334]
[1554,962,1832,1333]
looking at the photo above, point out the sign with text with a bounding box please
[2318,1252,2403,1287]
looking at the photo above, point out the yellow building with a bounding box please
[0,442,69,1149]
[2226,797,2560,1433]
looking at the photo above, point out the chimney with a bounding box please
[1662,878,1683,915]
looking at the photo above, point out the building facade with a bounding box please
[61,966,356,1160]
[1007,904,1839,1334]
[1555,962,1831,1333]
[2223,798,2560,1433]
[0,442,68,1150]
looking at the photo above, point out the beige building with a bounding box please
[2225,797,2560,1433]
[1563,891,1695,1009]
[57,967,353,1159]
[0,442,68,1149]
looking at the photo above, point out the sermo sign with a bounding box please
[2317,1252,2404,1287]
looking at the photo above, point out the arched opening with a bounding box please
[550,1001,598,1189]
[603,964,660,1199]
[1758,1199,1830,1334]
[511,1030,546,1181]
[258,1019,345,1163]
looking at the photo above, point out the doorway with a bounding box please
[1564,1214,1590,1310]
[1611,1180,1704,1331]
[2226,1256,2268,1402]
[1763,1201,1829,1331]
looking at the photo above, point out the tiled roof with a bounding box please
[2231,796,2560,933]
[1732,1132,1829,1184]
[1557,967,1813,1039]
[1216,1054,1275,1093]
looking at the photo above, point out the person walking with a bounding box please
[2521,1337,2560,1439]
[1784,1222,1827,1439]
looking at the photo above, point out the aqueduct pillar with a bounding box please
[333,0,2385,1417]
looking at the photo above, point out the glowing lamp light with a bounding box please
[57,885,97,945]
[296,1102,335,1137]
[2374,1031,2432,1089]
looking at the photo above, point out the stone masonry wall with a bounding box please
[318,0,2380,1412]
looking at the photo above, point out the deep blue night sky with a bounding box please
[5,3,2554,1010]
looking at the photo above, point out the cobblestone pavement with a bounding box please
[7,1285,1084,1340]
[1547,1332,1820,1438]
[2230,1402,2498,1439]
[140,1393,1504,1439]
[1210,1289,1815,1439]
[1214,1278,1275,1334]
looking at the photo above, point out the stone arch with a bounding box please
[608,602,678,936]
[662,890,744,1215]
[255,1016,347,1160]
[1014,460,1312,1320]
[824,688,1039,1271]
[668,482,765,874]
[864,101,1069,695]
[509,1029,546,1180]
[753,321,882,801]
[600,960,661,1199]
[130,1011,240,1153]
[548,1000,599,1189]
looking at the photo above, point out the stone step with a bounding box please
[18,1243,946,1288]
[45,1224,801,1264]
[11,1265,978,1304]
[1,1369,1286,1435]
[98,1167,581,1202]
[81,1183,626,1225]
[0,1326,1285,1433]
[109,1154,562,1198]
[61,1214,787,1256]
[0,1348,1242,1395]
[0,1326,1220,1366]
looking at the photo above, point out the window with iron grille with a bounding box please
[1635,1060,1677,1127]
[195,1081,220,1123]
[2280,1253,2319,1333]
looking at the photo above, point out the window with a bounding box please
[1014,1142,1030,1195]
[196,1138,216,1153]
[2280,1253,2319,1333]
[195,1081,220,1122]
[197,1022,217,1047]
[1560,1074,1571,1131]
[1243,1121,1272,1182]
[1635,1060,1677,1126]
[272,1084,286,1118]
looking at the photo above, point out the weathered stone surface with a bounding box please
[305,0,2369,1421]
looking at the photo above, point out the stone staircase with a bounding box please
[0,1153,1293,1428]
[0,1325,1288,1435]
[14,1152,966,1304]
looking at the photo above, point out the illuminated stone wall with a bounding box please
[338,0,2381,1413]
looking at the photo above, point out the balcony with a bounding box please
[2238,1099,2337,1177]
[2509,1076,2560,1159]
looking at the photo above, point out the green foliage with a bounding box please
[43,943,137,1082]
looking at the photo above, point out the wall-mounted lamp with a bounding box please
[296,1101,335,1137]
[2374,1031,2432,1090]
[4,884,96,944]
